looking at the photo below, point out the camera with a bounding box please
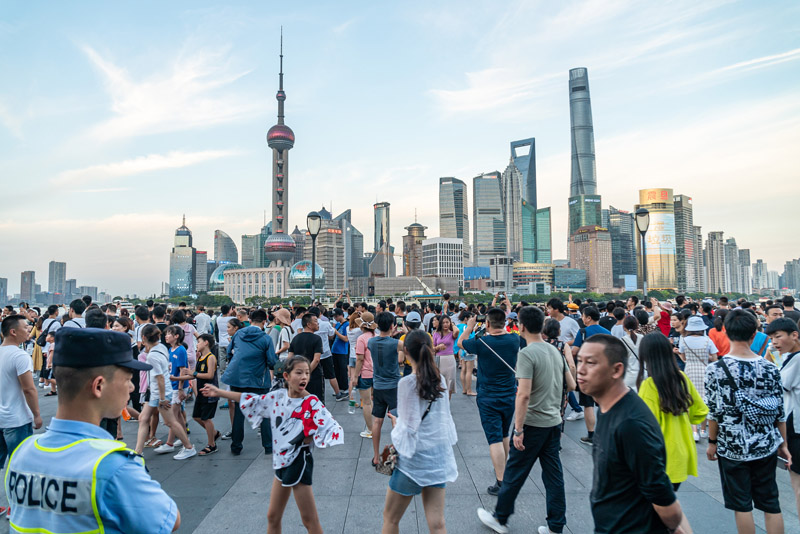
[476,314,486,322]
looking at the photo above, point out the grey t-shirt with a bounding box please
[368,336,401,390]
[516,342,565,428]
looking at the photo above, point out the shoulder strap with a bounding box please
[782,351,800,371]
[478,337,516,375]
[421,399,434,421]
[718,357,739,392]
[757,335,769,355]
[621,336,639,361]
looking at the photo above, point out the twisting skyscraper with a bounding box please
[568,68,601,236]
[264,31,297,266]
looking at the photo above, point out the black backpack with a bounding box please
[36,319,60,347]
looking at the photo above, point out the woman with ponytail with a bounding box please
[381,329,457,534]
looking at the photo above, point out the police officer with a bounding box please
[5,327,181,533]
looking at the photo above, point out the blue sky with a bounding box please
[1,1,798,296]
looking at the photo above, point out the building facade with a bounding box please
[510,138,537,208]
[569,226,613,294]
[693,226,706,293]
[738,249,752,295]
[20,271,35,302]
[334,209,364,282]
[77,286,98,302]
[553,267,588,291]
[753,259,768,291]
[224,267,289,304]
[48,261,66,295]
[606,206,636,288]
[303,222,346,293]
[194,251,208,292]
[635,188,678,291]
[724,238,741,294]
[473,172,506,266]
[241,224,271,269]
[402,223,427,277]
[488,256,514,292]
[535,207,552,264]
[501,159,523,261]
[421,237,463,282]
[568,67,601,236]
[169,217,196,296]
[705,231,726,294]
[439,177,471,265]
[673,194,698,292]
[373,202,390,254]
[214,230,238,263]
[0,278,7,305]
[512,263,555,288]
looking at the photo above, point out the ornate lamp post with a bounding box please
[635,208,650,298]
[307,211,322,301]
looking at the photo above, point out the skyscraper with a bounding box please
[48,261,66,295]
[0,278,6,305]
[373,202,390,253]
[535,207,552,264]
[169,216,196,297]
[334,209,364,282]
[241,224,271,269]
[705,231,726,294]
[264,33,298,267]
[510,138,536,208]
[673,194,697,292]
[606,206,637,287]
[724,238,741,293]
[739,249,752,295]
[194,251,208,292]
[214,230,238,263]
[20,271,35,302]
[501,158,523,261]
[473,171,506,266]
[569,226,613,294]
[568,68,602,236]
[635,189,677,291]
[303,221,346,293]
[753,259,768,290]
[439,177,470,265]
[402,223,427,277]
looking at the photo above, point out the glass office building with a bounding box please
[439,177,470,264]
[373,202,390,254]
[607,206,637,288]
[568,68,601,236]
[472,172,506,266]
[214,230,239,263]
[510,138,537,209]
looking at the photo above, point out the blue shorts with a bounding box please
[461,353,477,362]
[476,394,515,445]
[389,468,445,496]
[356,377,373,390]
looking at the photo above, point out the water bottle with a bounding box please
[348,398,356,414]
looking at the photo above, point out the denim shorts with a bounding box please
[356,377,373,390]
[476,394,515,445]
[389,468,445,496]
[461,353,477,362]
[349,356,357,367]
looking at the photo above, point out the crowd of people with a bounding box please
[1,291,800,533]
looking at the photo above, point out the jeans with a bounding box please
[495,424,566,533]
[567,392,582,413]
[231,386,272,454]
[1,423,34,469]
[331,353,349,392]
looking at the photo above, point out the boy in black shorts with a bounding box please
[181,334,219,455]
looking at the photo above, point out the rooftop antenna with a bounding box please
[414,208,417,223]
[182,214,186,226]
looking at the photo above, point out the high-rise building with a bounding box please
[169,216,196,297]
[264,34,298,267]
[373,202,390,254]
[214,230,238,263]
[303,221,346,293]
[510,138,537,208]
[606,206,637,288]
[241,224,271,269]
[48,261,66,294]
[753,259,768,291]
[738,249,752,295]
[501,158,523,261]
[0,278,7,305]
[402,223,427,277]
[635,189,677,291]
[781,259,800,291]
[194,251,208,292]
[767,270,780,290]
[568,67,601,236]
[693,226,706,293]
[673,195,697,292]
[439,177,471,265]
[334,209,364,281]
[569,226,614,294]
[20,271,35,302]
[535,207,552,264]
[705,231,726,294]
[78,286,98,301]
[65,279,77,300]
[473,171,506,266]
[724,238,741,293]
[291,226,306,266]
[422,238,463,282]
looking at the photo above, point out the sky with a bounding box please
[1,1,798,297]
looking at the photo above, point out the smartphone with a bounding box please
[476,314,486,322]
[778,456,790,470]
[395,316,404,327]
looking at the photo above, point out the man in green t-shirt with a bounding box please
[478,305,574,534]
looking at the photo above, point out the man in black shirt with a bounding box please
[577,334,686,534]
[288,314,324,400]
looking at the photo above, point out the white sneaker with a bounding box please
[538,527,556,534]
[154,443,175,454]
[360,430,373,439]
[565,411,584,421]
[693,431,700,442]
[699,429,708,439]
[477,508,508,534]
[174,447,197,460]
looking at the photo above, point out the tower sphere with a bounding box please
[264,232,296,264]
[267,124,295,151]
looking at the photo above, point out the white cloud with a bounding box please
[715,47,800,74]
[0,99,23,139]
[53,149,241,185]
[83,44,262,140]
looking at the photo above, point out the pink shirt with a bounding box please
[356,332,375,378]
[433,331,456,356]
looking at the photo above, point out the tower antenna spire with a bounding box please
[276,27,286,125]
[182,214,185,226]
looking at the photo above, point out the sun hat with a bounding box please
[685,316,707,333]
[567,303,579,310]
[355,312,376,330]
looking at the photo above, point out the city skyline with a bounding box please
[1,2,799,295]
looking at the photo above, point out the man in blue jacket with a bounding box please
[222,308,277,455]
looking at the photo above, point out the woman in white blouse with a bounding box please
[382,329,458,534]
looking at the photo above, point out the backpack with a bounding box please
[718,357,782,425]
[36,319,60,346]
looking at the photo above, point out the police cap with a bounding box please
[53,327,152,370]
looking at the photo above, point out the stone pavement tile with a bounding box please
[456,430,494,457]
[352,457,399,496]
[343,494,419,533]
[414,493,486,534]
[311,457,358,496]
[192,489,266,534]
[159,457,255,498]
[529,458,589,494]
[463,455,540,496]
[678,489,764,533]
[447,455,481,495]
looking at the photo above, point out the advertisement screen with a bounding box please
[645,212,676,258]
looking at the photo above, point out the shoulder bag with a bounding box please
[375,399,434,476]
[718,357,781,425]
[36,320,59,347]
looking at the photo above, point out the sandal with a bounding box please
[214,430,221,441]
[145,438,163,448]
[199,445,218,456]
[44,391,57,397]
[466,392,477,396]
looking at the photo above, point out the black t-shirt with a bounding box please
[289,332,324,375]
[599,316,616,331]
[591,390,676,534]
[462,333,520,397]
[195,353,218,402]
[784,309,800,323]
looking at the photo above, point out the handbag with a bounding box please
[375,399,434,476]
[718,357,782,425]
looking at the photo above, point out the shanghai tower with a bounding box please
[264,32,297,266]
[568,67,601,236]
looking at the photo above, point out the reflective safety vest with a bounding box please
[4,435,142,534]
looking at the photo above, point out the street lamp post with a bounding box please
[635,208,650,299]
[307,211,322,302]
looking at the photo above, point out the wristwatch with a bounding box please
[193,371,198,377]
[708,438,718,444]
[513,428,524,437]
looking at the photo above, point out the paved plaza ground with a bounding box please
[3,381,799,533]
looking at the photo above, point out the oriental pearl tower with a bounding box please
[264,32,297,266]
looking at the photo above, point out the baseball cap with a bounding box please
[54,328,152,370]
[405,311,422,323]
[567,303,579,310]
